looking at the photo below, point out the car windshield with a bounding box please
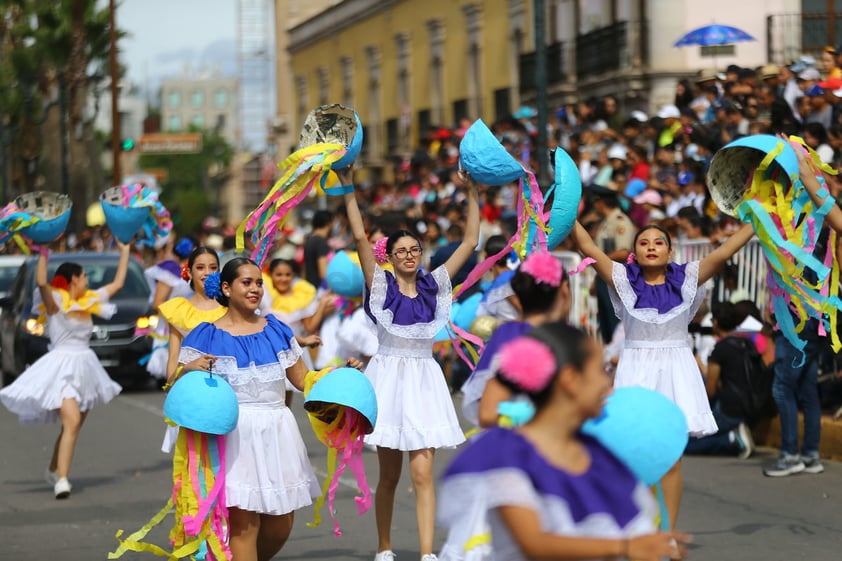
[0,264,22,292]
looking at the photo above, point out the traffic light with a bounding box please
[121,137,136,151]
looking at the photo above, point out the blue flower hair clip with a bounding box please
[174,238,195,259]
[203,272,222,299]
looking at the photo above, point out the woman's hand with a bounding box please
[298,334,322,348]
[319,291,337,315]
[344,357,364,370]
[184,354,217,373]
[628,531,691,561]
[336,165,354,186]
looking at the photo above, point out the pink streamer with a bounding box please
[323,409,373,537]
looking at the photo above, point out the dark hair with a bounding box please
[804,122,829,145]
[312,209,334,230]
[385,229,422,254]
[54,262,83,284]
[510,264,568,315]
[187,246,220,290]
[484,235,509,266]
[216,257,260,306]
[496,321,592,410]
[268,258,300,277]
[711,301,743,332]
[633,224,672,249]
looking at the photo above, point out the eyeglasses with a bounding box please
[391,246,423,259]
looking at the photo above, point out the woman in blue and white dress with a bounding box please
[174,257,361,560]
[439,322,689,561]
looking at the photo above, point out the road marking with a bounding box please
[117,395,373,494]
[118,395,165,418]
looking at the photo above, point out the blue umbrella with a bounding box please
[674,24,755,47]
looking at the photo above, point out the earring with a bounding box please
[224,292,230,297]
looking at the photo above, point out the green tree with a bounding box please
[139,126,234,235]
[0,0,115,231]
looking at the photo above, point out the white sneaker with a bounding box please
[44,467,58,487]
[374,551,396,561]
[54,477,72,499]
[421,555,439,561]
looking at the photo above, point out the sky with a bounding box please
[117,0,239,93]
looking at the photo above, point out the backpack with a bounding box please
[717,336,777,423]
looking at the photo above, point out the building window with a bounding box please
[417,109,431,143]
[386,118,399,155]
[215,90,228,108]
[296,76,309,135]
[341,56,354,106]
[317,67,329,106]
[168,91,181,108]
[493,88,511,121]
[453,99,469,123]
[192,114,205,127]
[192,90,205,107]
[168,114,181,130]
[426,19,445,126]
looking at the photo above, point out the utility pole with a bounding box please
[534,0,551,188]
[109,0,121,186]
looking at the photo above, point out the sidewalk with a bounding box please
[755,413,842,460]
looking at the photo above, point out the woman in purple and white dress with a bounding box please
[438,322,690,561]
[343,167,479,561]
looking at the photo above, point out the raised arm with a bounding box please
[570,221,616,288]
[340,167,376,288]
[101,241,132,298]
[798,153,842,234]
[443,172,480,279]
[697,223,754,285]
[36,252,58,316]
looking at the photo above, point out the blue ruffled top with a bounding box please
[182,315,295,367]
[626,262,686,314]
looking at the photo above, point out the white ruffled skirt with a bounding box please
[225,402,321,514]
[364,353,465,451]
[0,346,122,424]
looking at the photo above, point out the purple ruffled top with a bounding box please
[365,268,439,326]
[626,262,686,314]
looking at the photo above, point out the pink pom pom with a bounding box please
[626,252,637,264]
[520,252,562,286]
[498,338,557,393]
[373,237,389,264]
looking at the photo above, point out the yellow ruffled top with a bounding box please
[158,296,226,336]
[263,275,317,315]
[35,287,116,323]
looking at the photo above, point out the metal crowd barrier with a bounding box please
[555,237,769,339]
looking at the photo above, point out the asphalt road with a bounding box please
[2,388,842,561]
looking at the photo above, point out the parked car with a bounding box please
[0,255,26,299]
[0,252,157,388]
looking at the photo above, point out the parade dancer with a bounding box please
[439,322,689,561]
[571,219,754,528]
[342,166,479,561]
[0,242,132,498]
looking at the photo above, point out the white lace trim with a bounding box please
[180,341,302,387]
[367,264,452,339]
[609,261,704,325]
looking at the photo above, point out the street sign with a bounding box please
[138,133,203,154]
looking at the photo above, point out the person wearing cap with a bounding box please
[591,145,626,189]
[822,45,842,79]
[656,104,682,147]
[805,83,833,130]
[798,67,822,90]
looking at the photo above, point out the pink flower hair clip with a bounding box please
[498,337,557,393]
[626,252,637,264]
[520,252,563,286]
[373,237,389,264]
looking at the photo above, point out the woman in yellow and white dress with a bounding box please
[156,246,225,451]
[0,243,132,498]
